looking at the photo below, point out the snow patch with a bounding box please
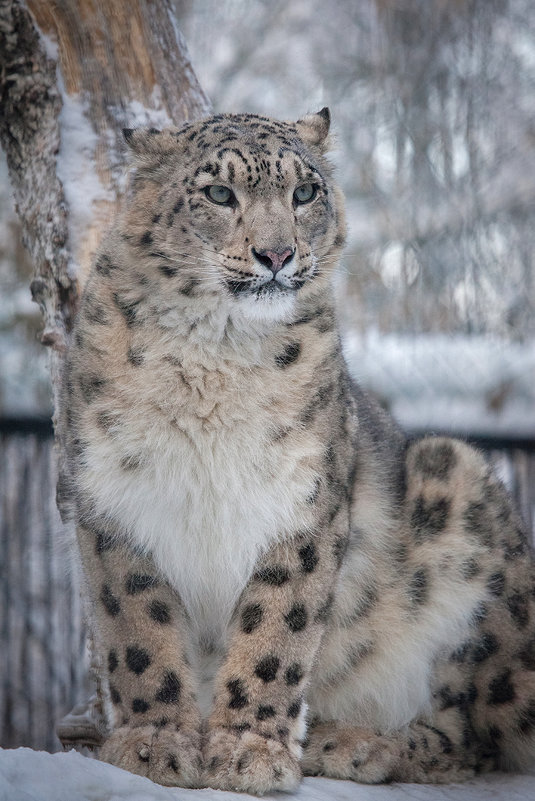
[37,30,59,63]
[121,87,174,130]
[56,82,113,279]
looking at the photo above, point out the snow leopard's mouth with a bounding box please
[254,279,303,297]
[225,277,305,298]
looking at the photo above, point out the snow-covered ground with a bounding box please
[0,748,534,801]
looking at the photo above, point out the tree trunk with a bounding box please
[0,0,210,747]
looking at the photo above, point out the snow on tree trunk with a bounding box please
[0,0,210,747]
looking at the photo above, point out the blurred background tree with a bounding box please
[179,0,535,340]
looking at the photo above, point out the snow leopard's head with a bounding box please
[120,110,346,323]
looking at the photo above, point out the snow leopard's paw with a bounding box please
[203,727,301,794]
[99,725,202,787]
[301,721,477,783]
[301,722,400,784]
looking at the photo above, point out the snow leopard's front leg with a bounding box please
[76,524,202,788]
[203,526,345,795]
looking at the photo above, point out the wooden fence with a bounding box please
[0,422,534,752]
[0,426,89,752]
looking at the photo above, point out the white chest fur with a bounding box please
[81,345,320,643]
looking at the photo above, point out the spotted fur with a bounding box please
[65,110,535,793]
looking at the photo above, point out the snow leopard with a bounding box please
[64,109,535,794]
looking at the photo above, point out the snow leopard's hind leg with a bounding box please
[303,438,535,783]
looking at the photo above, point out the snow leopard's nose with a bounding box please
[252,247,295,275]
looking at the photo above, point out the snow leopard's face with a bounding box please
[122,110,346,322]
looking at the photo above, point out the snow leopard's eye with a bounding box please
[205,185,235,206]
[293,183,317,205]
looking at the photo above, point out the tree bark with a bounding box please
[0,0,210,746]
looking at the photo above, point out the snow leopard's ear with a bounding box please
[295,107,331,153]
[122,127,183,169]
